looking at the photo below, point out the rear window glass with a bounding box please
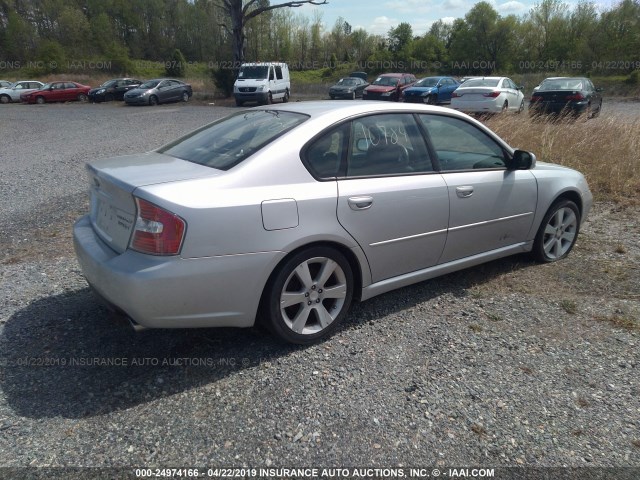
[159,110,308,170]
[462,78,500,88]
[539,79,584,91]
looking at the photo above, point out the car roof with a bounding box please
[247,100,470,121]
[377,73,405,77]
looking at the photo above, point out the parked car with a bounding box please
[451,77,525,113]
[73,102,592,345]
[529,77,603,118]
[402,76,459,104]
[124,79,192,106]
[88,78,143,102]
[362,73,416,101]
[233,62,290,106]
[329,77,369,99]
[0,80,44,103]
[20,81,91,104]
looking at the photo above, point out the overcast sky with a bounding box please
[296,0,594,36]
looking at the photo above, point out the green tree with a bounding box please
[166,48,187,77]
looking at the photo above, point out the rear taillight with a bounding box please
[130,198,186,255]
[483,91,501,98]
[451,91,461,98]
[530,95,542,102]
[566,93,585,101]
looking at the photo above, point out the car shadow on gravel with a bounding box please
[1,255,535,419]
[0,288,298,419]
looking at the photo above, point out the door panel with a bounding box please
[337,175,449,282]
[439,170,537,263]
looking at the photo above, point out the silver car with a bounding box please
[0,80,45,103]
[73,102,592,344]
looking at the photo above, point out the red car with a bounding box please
[362,73,416,101]
[21,81,91,104]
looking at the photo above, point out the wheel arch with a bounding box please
[527,187,585,241]
[257,240,366,321]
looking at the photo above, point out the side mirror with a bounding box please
[517,86,524,91]
[596,87,604,92]
[510,150,536,170]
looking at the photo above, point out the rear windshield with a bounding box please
[539,79,584,91]
[463,78,500,88]
[159,110,308,170]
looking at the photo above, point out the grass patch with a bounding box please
[484,112,640,204]
[594,314,639,331]
[560,299,578,314]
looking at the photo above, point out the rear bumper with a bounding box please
[529,101,590,115]
[73,215,283,329]
[451,99,503,113]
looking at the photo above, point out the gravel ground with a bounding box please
[0,102,638,473]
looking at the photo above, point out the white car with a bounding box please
[451,76,525,114]
[0,80,45,103]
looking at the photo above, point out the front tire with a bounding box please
[283,90,290,103]
[149,95,159,106]
[182,91,189,102]
[36,96,45,104]
[532,199,581,263]
[264,247,354,345]
[517,99,525,113]
[0,94,10,104]
[426,95,437,105]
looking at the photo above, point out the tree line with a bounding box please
[1,0,639,77]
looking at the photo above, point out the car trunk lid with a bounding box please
[455,87,498,101]
[87,152,222,253]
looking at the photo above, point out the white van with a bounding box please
[233,62,290,106]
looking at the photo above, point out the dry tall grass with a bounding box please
[484,110,640,203]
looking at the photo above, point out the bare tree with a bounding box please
[215,0,328,67]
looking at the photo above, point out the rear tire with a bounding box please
[77,93,88,102]
[105,93,114,102]
[263,246,354,345]
[532,199,580,263]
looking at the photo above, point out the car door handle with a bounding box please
[348,196,373,210]
[456,186,474,198]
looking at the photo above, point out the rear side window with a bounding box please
[159,110,308,170]
[275,66,283,80]
[347,114,433,177]
[419,115,506,171]
[304,124,348,179]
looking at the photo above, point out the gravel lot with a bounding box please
[0,102,638,473]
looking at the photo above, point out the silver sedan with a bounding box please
[73,102,592,344]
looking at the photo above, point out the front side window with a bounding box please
[419,115,507,171]
[159,110,308,170]
[347,114,433,177]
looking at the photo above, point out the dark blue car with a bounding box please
[402,76,459,105]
